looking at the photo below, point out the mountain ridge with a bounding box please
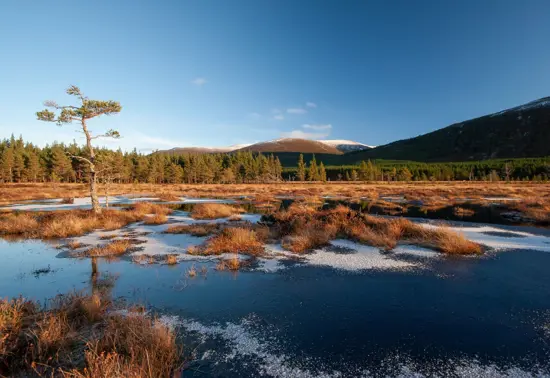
[154,96,550,163]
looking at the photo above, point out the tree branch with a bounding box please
[66,152,92,166]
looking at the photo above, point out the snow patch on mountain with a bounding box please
[317,139,374,152]
[489,97,550,118]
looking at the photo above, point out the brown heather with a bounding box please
[84,240,133,257]
[165,254,178,265]
[197,227,265,256]
[1,182,549,226]
[164,223,221,236]
[0,202,172,240]
[190,203,242,220]
[142,213,168,225]
[0,292,182,377]
[270,205,483,255]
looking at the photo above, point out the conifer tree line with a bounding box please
[2,135,550,184]
[287,155,550,182]
[0,135,283,184]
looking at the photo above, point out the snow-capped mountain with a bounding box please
[159,139,371,155]
[236,138,343,154]
[489,97,550,117]
[317,140,374,153]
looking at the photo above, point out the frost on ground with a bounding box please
[160,314,550,378]
[60,213,550,273]
[421,224,550,253]
[0,195,234,211]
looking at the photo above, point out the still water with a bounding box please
[1,214,549,377]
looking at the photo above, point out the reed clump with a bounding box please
[164,223,221,236]
[0,203,173,240]
[267,205,483,255]
[143,213,168,225]
[188,227,264,256]
[190,203,242,220]
[0,292,182,377]
[84,240,133,257]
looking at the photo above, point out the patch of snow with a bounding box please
[307,240,418,272]
[490,98,550,117]
[392,244,440,258]
[318,139,375,149]
[421,224,550,253]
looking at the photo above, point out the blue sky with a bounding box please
[1,0,550,152]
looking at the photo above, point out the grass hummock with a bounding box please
[188,227,265,256]
[164,223,221,236]
[0,202,173,240]
[190,203,242,220]
[0,292,183,377]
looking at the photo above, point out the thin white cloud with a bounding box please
[281,129,330,139]
[271,108,282,114]
[287,108,307,114]
[191,77,207,86]
[273,114,285,120]
[248,112,261,119]
[302,124,332,130]
[306,102,317,108]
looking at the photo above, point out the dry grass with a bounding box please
[190,203,241,219]
[84,240,132,257]
[67,240,84,250]
[0,203,173,240]
[0,292,182,377]
[132,254,156,265]
[1,181,548,204]
[215,254,241,271]
[1,182,549,226]
[165,254,178,265]
[142,213,168,225]
[164,223,221,236]
[192,227,264,256]
[157,193,181,202]
[268,205,483,255]
[187,265,197,277]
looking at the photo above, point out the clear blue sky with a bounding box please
[1,0,550,152]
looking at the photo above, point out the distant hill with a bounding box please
[335,97,550,164]
[156,144,251,155]
[154,139,372,156]
[153,96,550,165]
[235,138,343,154]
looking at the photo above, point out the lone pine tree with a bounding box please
[36,86,122,214]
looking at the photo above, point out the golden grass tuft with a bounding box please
[143,213,168,225]
[157,192,181,202]
[165,254,178,265]
[201,227,264,256]
[67,240,84,250]
[85,240,132,257]
[0,292,182,377]
[0,213,39,235]
[190,203,241,220]
[419,227,483,255]
[187,265,197,277]
[164,223,220,236]
[0,203,173,240]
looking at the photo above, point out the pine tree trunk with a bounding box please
[90,168,101,214]
[82,119,102,215]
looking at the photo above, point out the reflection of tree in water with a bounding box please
[90,256,118,299]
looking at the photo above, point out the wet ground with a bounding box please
[1,196,550,377]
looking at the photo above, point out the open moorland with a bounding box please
[1,182,550,376]
[2,181,550,226]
